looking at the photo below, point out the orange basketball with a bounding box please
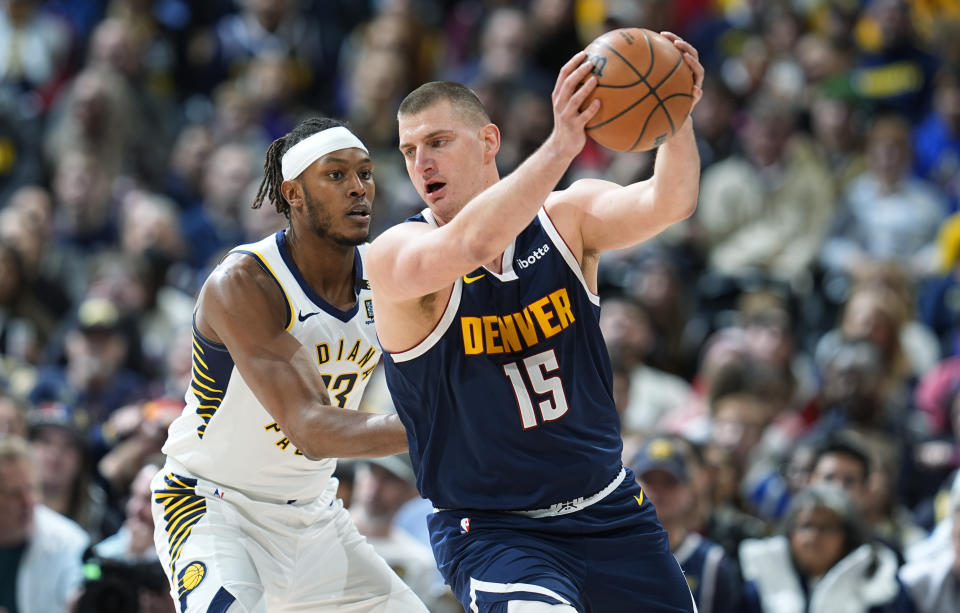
[582,28,695,152]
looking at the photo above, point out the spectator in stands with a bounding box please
[0,240,56,367]
[30,298,146,431]
[851,0,939,121]
[50,148,117,256]
[93,456,163,563]
[632,434,745,613]
[0,0,72,103]
[27,402,116,540]
[899,472,960,612]
[913,66,960,213]
[162,123,214,211]
[740,484,914,613]
[807,432,923,558]
[820,113,947,281]
[0,390,27,437]
[350,454,459,613]
[695,95,835,286]
[0,435,88,613]
[44,66,142,180]
[599,294,693,438]
[180,141,256,270]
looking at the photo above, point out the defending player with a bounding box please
[151,118,428,612]
[366,37,704,612]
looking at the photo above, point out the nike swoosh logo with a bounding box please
[463,273,486,284]
[634,491,644,507]
[298,311,320,322]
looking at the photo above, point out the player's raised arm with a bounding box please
[196,254,407,460]
[366,52,601,302]
[547,32,705,261]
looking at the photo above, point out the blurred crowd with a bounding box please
[2,0,960,612]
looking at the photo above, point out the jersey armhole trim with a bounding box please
[537,209,600,306]
[191,319,228,352]
[387,281,462,362]
[230,249,294,331]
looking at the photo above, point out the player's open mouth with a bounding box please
[426,182,446,195]
[347,205,371,219]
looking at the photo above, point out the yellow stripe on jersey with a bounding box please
[191,329,232,439]
[154,473,206,574]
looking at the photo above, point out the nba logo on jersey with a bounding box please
[460,517,471,534]
[364,299,374,321]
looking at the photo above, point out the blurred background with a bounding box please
[2,0,960,612]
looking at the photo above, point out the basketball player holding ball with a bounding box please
[367,32,703,613]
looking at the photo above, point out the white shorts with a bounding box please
[150,466,428,613]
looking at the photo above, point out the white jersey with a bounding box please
[162,231,381,501]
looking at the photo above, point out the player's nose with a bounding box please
[413,147,435,174]
[346,172,367,198]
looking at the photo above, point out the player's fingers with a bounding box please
[661,32,699,61]
[553,51,588,99]
[558,61,597,106]
[569,75,599,117]
[684,52,705,89]
[579,97,601,123]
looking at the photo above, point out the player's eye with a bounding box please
[431,139,446,148]
[359,169,373,180]
[328,170,343,180]
[403,148,415,158]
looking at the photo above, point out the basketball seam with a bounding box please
[586,32,693,151]
[630,55,689,151]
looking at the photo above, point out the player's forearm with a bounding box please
[295,408,408,460]
[452,137,576,264]
[650,118,699,218]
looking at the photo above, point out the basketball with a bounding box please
[582,28,695,152]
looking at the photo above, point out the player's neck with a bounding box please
[284,227,358,310]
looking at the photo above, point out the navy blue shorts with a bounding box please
[427,468,695,613]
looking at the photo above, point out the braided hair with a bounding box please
[253,117,350,219]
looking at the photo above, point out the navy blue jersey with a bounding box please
[382,208,624,511]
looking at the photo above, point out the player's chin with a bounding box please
[333,228,371,247]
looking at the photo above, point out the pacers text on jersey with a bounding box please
[460,287,575,355]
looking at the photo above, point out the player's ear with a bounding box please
[281,179,304,210]
[480,124,500,162]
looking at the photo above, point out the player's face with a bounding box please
[398,100,490,222]
[298,147,374,246]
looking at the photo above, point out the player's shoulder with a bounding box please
[367,216,433,258]
[542,178,612,227]
[202,249,285,312]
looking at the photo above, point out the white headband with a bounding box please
[281,126,369,180]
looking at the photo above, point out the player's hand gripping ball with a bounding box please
[582,28,695,152]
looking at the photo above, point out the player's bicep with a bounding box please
[199,259,331,431]
[554,178,675,254]
[367,222,475,300]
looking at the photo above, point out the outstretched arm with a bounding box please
[197,254,407,460]
[549,33,705,259]
[367,52,601,302]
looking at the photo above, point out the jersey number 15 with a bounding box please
[502,349,570,429]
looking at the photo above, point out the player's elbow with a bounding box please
[675,193,698,221]
[294,435,337,461]
[655,183,698,223]
[280,411,338,461]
